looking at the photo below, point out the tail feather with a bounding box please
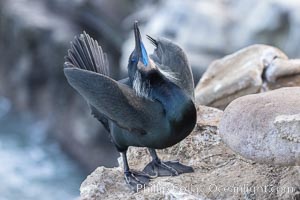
[64,31,109,76]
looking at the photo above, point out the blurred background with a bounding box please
[0,0,300,199]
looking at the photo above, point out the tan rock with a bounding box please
[265,59,300,90]
[195,45,300,109]
[274,114,300,143]
[219,87,300,166]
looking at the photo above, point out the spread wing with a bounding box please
[64,32,167,134]
[147,36,195,100]
[89,105,110,132]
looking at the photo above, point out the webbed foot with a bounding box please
[124,170,150,192]
[143,159,194,177]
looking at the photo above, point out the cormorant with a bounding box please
[64,21,197,191]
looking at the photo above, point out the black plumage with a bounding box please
[64,22,196,191]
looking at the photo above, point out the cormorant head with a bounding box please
[128,22,157,78]
[128,21,182,99]
[127,21,159,98]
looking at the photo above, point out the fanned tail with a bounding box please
[64,31,109,76]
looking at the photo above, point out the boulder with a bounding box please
[80,105,300,200]
[219,87,300,166]
[195,45,300,109]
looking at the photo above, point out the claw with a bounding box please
[124,171,151,192]
[160,161,179,176]
[143,160,194,177]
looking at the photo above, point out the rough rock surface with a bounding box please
[195,45,300,109]
[274,114,300,143]
[219,87,300,166]
[80,105,300,200]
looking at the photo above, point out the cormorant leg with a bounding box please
[143,148,194,177]
[121,151,150,192]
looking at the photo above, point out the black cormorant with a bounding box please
[64,21,197,191]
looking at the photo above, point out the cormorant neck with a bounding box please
[133,69,192,118]
[132,70,151,99]
[152,79,190,117]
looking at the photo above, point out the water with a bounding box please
[0,100,85,200]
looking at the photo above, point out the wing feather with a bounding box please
[64,68,167,134]
[64,32,167,134]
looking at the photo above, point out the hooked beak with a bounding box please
[134,21,148,67]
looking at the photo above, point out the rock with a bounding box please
[266,59,300,90]
[268,74,300,90]
[80,105,300,200]
[195,45,300,109]
[274,114,300,143]
[264,59,300,83]
[195,45,284,108]
[219,87,300,166]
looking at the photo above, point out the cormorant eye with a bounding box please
[131,56,137,63]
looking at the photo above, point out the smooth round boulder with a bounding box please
[219,87,300,166]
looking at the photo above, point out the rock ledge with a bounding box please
[80,106,300,200]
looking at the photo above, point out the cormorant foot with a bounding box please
[124,170,150,192]
[143,160,194,177]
